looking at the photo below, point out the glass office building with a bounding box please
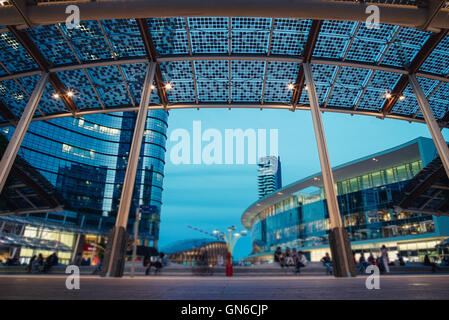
[242,137,449,264]
[1,109,168,263]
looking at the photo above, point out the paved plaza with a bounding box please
[1,274,449,300]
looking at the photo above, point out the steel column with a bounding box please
[0,73,48,194]
[105,62,156,277]
[303,62,355,277]
[409,74,449,178]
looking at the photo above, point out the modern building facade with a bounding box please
[258,156,282,199]
[243,137,449,264]
[160,238,228,266]
[0,109,168,264]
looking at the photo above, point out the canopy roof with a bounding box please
[0,1,448,127]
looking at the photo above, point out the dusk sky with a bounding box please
[158,108,449,259]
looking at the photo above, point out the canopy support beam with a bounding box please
[103,62,156,278]
[0,72,48,194]
[303,62,356,278]
[409,74,449,178]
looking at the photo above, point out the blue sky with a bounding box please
[158,108,449,259]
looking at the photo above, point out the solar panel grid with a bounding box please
[231,18,271,54]
[60,21,113,61]
[0,32,38,72]
[420,35,449,75]
[0,16,447,122]
[26,25,77,66]
[195,60,229,102]
[149,18,189,55]
[188,17,228,54]
[56,68,101,110]
[270,19,311,56]
[36,82,67,114]
[160,61,195,103]
[264,61,299,103]
[120,63,160,105]
[86,65,132,106]
[100,19,147,58]
[0,79,27,117]
[357,71,401,111]
[391,84,419,116]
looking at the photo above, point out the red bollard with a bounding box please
[226,252,233,277]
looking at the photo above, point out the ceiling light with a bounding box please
[150,84,156,90]
[305,85,309,91]
[399,95,405,101]
[164,83,173,90]
[287,83,295,90]
[52,93,60,99]
[67,91,74,97]
[384,92,392,99]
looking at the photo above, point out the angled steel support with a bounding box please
[136,18,168,107]
[382,29,448,114]
[419,0,446,31]
[409,74,449,178]
[10,0,33,28]
[104,62,157,277]
[0,73,48,194]
[291,20,322,110]
[303,62,356,278]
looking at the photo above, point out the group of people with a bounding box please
[143,251,167,275]
[274,247,308,274]
[27,252,58,273]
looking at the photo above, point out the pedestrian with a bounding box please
[381,245,390,273]
[424,254,440,273]
[367,252,375,265]
[27,255,36,273]
[36,254,44,272]
[358,253,369,273]
[274,247,284,268]
[285,247,294,267]
[320,252,333,275]
[295,251,307,275]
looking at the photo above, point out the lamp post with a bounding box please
[213,226,247,277]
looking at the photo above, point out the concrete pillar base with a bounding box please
[329,227,357,277]
[101,226,129,277]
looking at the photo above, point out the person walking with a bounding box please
[381,245,390,273]
[27,255,36,273]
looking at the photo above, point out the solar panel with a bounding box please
[27,25,77,66]
[86,65,132,106]
[0,32,38,72]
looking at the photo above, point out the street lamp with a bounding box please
[213,227,247,276]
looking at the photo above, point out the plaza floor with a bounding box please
[1,274,449,300]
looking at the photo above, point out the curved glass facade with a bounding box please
[246,140,449,262]
[2,110,168,240]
